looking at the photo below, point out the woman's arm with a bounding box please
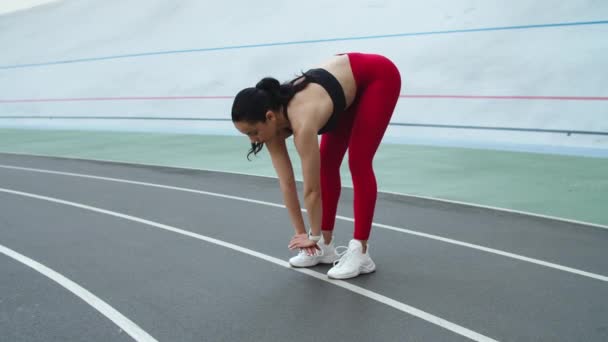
[265,137,307,235]
[293,128,322,237]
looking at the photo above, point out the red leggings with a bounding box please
[320,53,401,240]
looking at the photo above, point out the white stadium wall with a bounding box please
[1,0,607,155]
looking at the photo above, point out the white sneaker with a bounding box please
[327,239,376,279]
[289,236,339,268]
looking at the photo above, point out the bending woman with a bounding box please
[231,52,401,279]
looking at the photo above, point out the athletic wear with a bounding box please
[288,235,339,267]
[300,68,347,134]
[287,68,347,135]
[327,239,376,279]
[320,53,402,240]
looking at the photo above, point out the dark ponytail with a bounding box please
[232,74,309,160]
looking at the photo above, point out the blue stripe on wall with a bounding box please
[1,20,606,70]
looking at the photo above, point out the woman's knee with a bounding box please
[348,153,374,177]
[320,152,343,174]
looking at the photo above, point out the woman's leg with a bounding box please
[347,65,401,243]
[319,103,358,241]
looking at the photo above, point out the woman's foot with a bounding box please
[289,236,339,267]
[327,239,376,279]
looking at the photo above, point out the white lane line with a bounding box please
[162,167,608,231]
[377,189,608,231]
[1,164,607,282]
[0,164,283,208]
[337,216,608,282]
[0,243,157,342]
[0,187,498,342]
[1,152,606,231]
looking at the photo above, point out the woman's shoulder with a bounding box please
[287,94,325,127]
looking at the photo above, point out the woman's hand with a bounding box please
[288,233,320,256]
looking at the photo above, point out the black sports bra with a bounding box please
[287,68,347,135]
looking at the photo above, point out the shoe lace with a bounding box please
[333,246,353,267]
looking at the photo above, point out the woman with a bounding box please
[231,52,401,279]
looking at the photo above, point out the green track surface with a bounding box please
[1,128,606,226]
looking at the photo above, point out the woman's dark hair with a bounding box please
[232,75,309,160]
